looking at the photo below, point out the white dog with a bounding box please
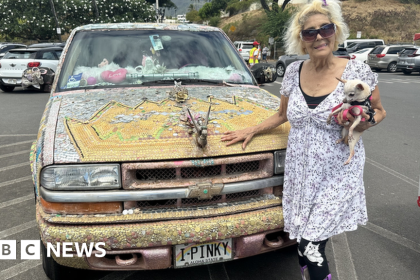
[327,77,372,165]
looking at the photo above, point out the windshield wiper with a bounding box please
[141,79,224,86]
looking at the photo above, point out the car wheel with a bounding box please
[402,70,412,75]
[387,62,397,73]
[41,240,72,280]
[276,63,285,77]
[0,84,15,92]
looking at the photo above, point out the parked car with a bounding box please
[0,47,63,92]
[396,47,420,74]
[31,23,292,279]
[0,43,27,59]
[367,44,414,72]
[349,48,373,63]
[346,41,382,53]
[234,41,257,62]
[338,39,384,48]
[28,42,66,48]
[276,47,350,77]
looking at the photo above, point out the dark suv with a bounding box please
[276,48,350,77]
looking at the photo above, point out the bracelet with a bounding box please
[367,110,376,125]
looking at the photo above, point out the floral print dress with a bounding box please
[280,59,378,242]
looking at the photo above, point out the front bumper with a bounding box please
[37,203,294,270]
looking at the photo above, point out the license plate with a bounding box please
[174,238,233,268]
[7,79,17,84]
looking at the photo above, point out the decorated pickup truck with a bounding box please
[30,23,291,279]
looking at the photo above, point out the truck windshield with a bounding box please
[57,29,254,91]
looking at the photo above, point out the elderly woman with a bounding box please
[221,0,386,279]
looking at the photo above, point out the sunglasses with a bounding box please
[300,23,336,42]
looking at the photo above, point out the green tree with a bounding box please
[261,4,295,48]
[199,2,218,19]
[186,9,202,22]
[0,0,155,41]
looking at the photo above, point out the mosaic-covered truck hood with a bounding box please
[52,86,289,163]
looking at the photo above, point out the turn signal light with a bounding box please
[239,49,242,52]
[27,62,41,67]
[376,54,386,58]
[40,197,122,214]
[351,55,356,59]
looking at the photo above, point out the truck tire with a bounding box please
[41,240,72,280]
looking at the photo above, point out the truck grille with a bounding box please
[128,188,277,212]
[123,153,273,190]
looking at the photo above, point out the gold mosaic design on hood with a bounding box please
[65,97,290,162]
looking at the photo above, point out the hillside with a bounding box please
[219,0,420,44]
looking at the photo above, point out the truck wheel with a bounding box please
[387,62,397,73]
[276,63,285,77]
[0,84,15,92]
[41,240,71,280]
[402,70,412,75]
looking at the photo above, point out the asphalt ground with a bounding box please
[0,69,419,280]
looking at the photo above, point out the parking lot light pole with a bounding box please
[48,0,62,42]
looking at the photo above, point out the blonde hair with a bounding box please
[284,0,349,55]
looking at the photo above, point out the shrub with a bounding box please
[226,0,257,16]
[209,16,222,27]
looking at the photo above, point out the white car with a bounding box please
[350,48,373,63]
[0,47,62,92]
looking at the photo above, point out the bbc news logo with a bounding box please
[0,240,105,260]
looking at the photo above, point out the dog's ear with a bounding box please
[356,83,364,91]
[336,77,347,83]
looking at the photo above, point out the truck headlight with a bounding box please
[41,164,121,190]
[274,150,286,174]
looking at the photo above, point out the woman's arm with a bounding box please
[221,95,289,149]
[336,86,386,131]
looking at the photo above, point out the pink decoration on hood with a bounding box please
[101,69,128,84]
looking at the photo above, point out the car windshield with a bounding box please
[400,48,418,56]
[242,43,254,49]
[57,29,254,91]
[3,51,36,59]
[346,43,357,48]
[371,47,384,54]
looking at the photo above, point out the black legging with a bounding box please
[298,238,330,280]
